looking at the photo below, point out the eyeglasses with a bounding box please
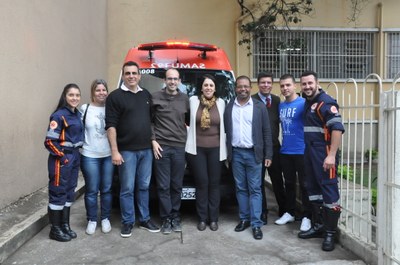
[124,71,138,76]
[236,85,251,89]
[166,77,179,81]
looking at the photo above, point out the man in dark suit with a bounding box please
[252,72,286,223]
[224,75,273,240]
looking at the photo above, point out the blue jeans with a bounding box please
[119,149,152,224]
[81,155,114,221]
[232,148,263,228]
[154,145,185,220]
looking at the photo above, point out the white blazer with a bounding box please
[185,96,227,161]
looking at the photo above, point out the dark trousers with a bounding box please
[280,154,311,218]
[154,145,186,220]
[187,147,221,222]
[48,149,80,209]
[304,144,340,205]
[262,146,286,216]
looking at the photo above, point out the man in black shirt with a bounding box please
[252,72,286,224]
[106,61,159,238]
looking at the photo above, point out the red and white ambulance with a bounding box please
[118,41,236,201]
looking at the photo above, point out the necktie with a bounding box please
[266,97,271,108]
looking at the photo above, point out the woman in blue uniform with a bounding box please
[44,83,84,242]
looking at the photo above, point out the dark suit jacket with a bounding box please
[252,93,281,148]
[224,98,273,164]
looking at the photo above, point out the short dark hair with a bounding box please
[122,61,140,73]
[300,70,318,81]
[257,72,274,83]
[279,73,296,83]
[235,75,251,87]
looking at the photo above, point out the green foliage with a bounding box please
[338,165,354,181]
[371,188,377,208]
[237,0,371,55]
[364,149,378,162]
[237,0,314,55]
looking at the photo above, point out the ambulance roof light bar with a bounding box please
[138,41,218,59]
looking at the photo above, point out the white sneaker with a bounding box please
[86,221,97,235]
[300,217,312,232]
[274,212,295,225]
[101,218,112,233]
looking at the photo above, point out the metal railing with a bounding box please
[323,73,400,264]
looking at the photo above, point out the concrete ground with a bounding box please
[1,176,366,265]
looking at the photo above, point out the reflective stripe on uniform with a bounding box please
[309,194,323,201]
[326,117,343,127]
[304,126,325,133]
[46,131,60,138]
[61,141,84,148]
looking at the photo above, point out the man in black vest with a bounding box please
[252,72,286,224]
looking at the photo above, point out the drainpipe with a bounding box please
[377,2,384,78]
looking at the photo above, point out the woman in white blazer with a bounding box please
[186,74,227,231]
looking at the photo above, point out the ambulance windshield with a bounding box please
[138,69,235,103]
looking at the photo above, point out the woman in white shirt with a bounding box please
[80,79,113,235]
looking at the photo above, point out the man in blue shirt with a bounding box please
[275,74,311,232]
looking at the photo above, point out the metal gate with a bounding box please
[377,77,400,265]
[324,74,381,264]
[325,74,400,264]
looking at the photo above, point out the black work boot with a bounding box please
[61,206,77,239]
[48,207,71,242]
[322,207,341,251]
[298,203,324,239]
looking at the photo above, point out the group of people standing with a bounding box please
[44,61,344,251]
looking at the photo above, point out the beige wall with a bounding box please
[0,0,107,208]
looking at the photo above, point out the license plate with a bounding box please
[181,187,196,200]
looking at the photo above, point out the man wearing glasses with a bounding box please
[106,61,160,238]
[151,68,190,234]
[224,75,273,240]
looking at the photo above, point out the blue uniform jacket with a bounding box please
[303,89,345,146]
[44,107,84,164]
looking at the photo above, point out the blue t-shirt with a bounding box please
[279,96,305,154]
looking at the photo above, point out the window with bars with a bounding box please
[387,32,400,79]
[253,30,376,79]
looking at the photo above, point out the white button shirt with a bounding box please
[231,97,254,148]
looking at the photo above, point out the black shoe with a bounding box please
[49,226,71,242]
[197,221,206,231]
[61,223,77,239]
[234,220,250,232]
[322,231,336,251]
[120,223,133,238]
[161,219,172,234]
[171,218,182,232]
[139,219,160,233]
[298,224,325,239]
[48,208,71,242]
[61,207,77,239]
[252,227,263,240]
[261,212,268,225]
[209,222,218,231]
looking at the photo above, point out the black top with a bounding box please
[252,93,281,148]
[105,88,153,151]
